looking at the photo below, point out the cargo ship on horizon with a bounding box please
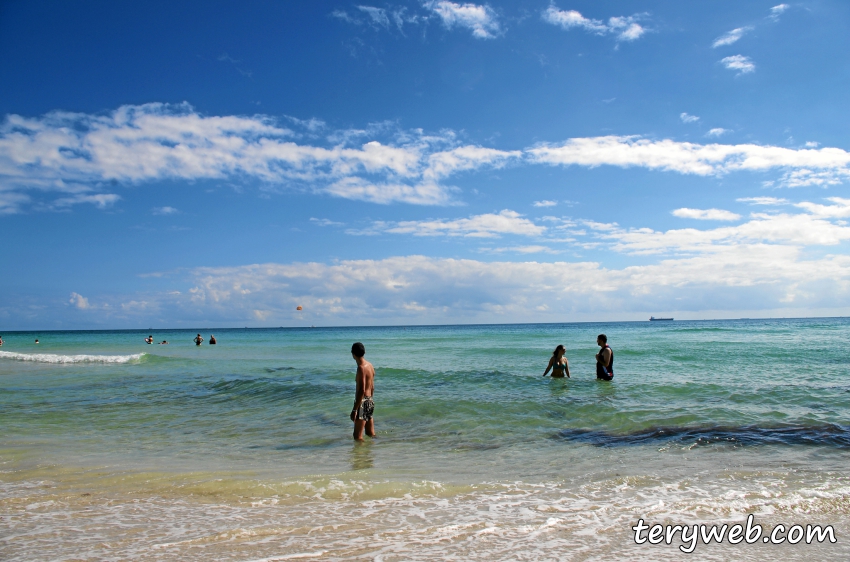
[649,316,674,321]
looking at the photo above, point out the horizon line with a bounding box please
[0,315,846,334]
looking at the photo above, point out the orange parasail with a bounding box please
[296,306,303,311]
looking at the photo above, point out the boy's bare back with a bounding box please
[356,360,375,397]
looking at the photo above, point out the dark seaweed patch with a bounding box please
[554,423,850,448]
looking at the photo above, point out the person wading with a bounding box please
[595,334,614,381]
[543,344,570,378]
[350,342,376,441]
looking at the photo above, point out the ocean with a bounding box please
[1,319,848,560]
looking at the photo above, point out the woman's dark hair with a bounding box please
[598,334,607,343]
[351,342,366,357]
[552,344,565,356]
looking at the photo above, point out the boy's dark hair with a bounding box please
[597,334,607,343]
[351,342,366,357]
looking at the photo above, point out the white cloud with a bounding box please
[4,104,850,214]
[543,7,607,33]
[737,196,789,206]
[358,6,390,27]
[28,195,850,325]
[331,10,358,24]
[392,7,420,30]
[360,209,545,238]
[780,167,850,187]
[533,200,558,207]
[721,54,755,74]
[485,245,560,254]
[217,53,252,78]
[712,26,752,48]
[426,1,500,39]
[607,16,646,41]
[121,300,152,312]
[153,206,179,215]
[286,116,326,132]
[680,113,700,124]
[794,197,850,218]
[0,191,30,214]
[108,244,850,324]
[542,7,647,41]
[527,136,850,185]
[53,193,120,209]
[602,212,850,255]
[310,217,344,227]
[424,145,520,180]
[706,128,730,137]
[805,141,819,148]
[0,103,517,210]
[69,292,90,310]
[769,4,790,20]
[672,208,741,221]
[325,177,456,205]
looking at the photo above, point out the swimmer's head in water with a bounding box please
[552,344,565,356]
[351,342,365,358]
[597,334,607,344]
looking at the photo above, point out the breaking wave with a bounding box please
[0,351,146,364]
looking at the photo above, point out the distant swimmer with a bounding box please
[158,340,169,345]
[543,344,570,378]
[209,335,217,345]
[35,339,39,344]
[145,335,153,344]
[595,334,614,381]
[0,335,3,346]
[193,334,204,346]
[350,342,376,441]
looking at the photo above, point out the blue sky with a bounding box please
[2,0,850,328]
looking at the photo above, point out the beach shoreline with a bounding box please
[2,319,849,559]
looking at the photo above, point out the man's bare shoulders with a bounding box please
[360,360,375,377]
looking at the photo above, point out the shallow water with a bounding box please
[1,319,848,559]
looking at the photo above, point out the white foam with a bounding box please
[0,350,145,364]
[3,474,849,561]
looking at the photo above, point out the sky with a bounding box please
[2,0,850,329]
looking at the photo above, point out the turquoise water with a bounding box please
[1,319,849,560]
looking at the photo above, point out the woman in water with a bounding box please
[543,344,570,378]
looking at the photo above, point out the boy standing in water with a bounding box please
[595,334,614,381]
[350,342,376,441]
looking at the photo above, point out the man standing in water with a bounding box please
[350,342,376,441]
[595,334,614,381]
